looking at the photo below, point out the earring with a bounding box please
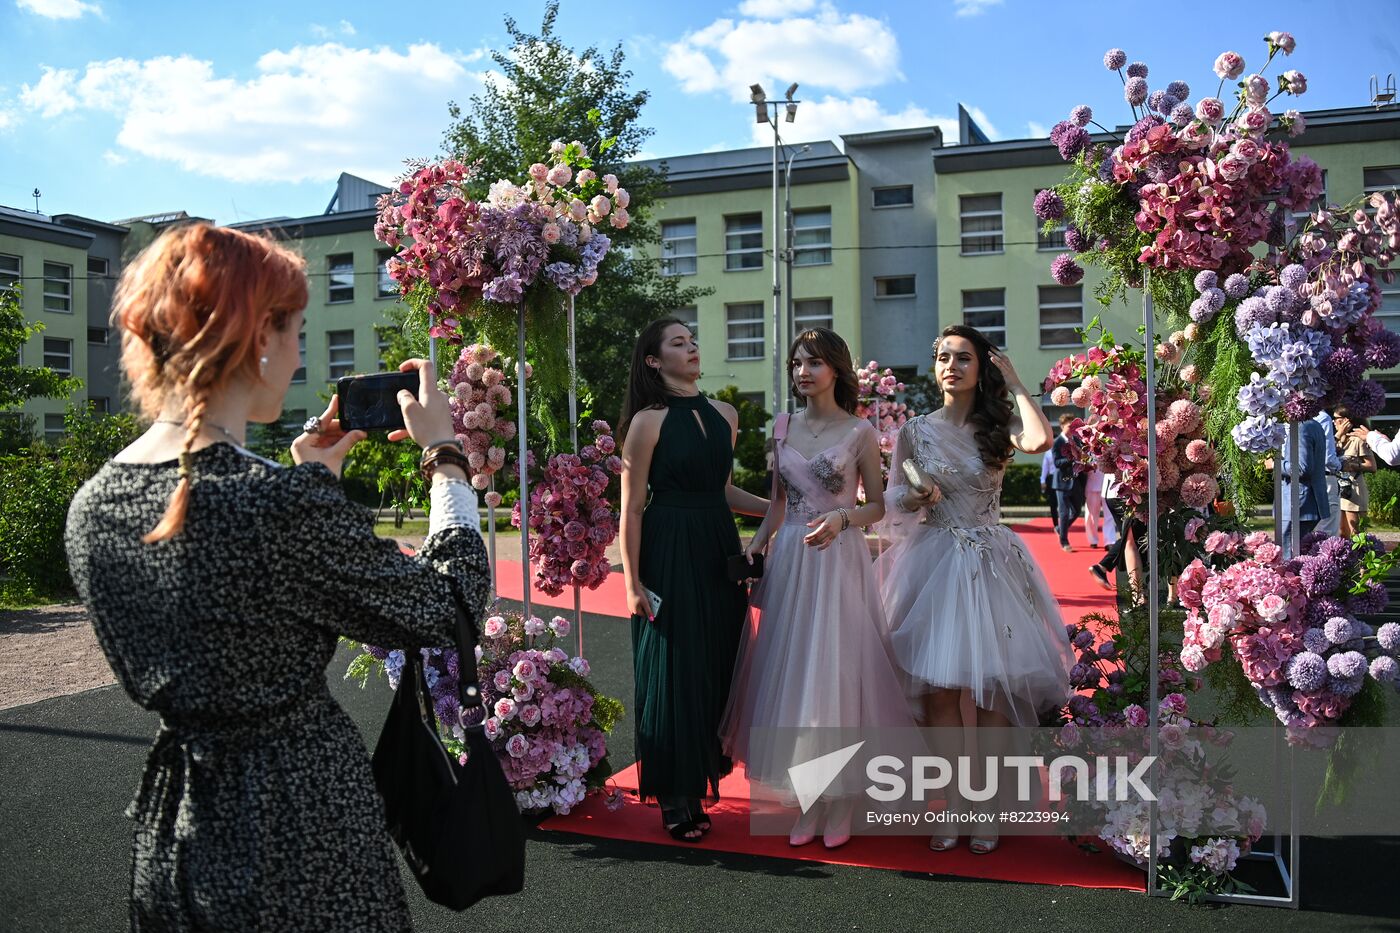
[260,355,269,375]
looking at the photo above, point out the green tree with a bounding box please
[711,385,771,496]
[441,0,709,436]
[0,287,81,410]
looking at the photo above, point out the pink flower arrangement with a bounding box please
[855,359,909,484]
[512,421,623,595]
[448,343,517,496]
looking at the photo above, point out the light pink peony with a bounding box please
[1213,52,1245,80]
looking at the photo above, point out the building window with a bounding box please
[328,329,355,380]
[872,185,913,209]
[89,396,110,414]
[960,193,1004,255]
[44,413,65,443]
[1363,166,1400,199]
[283,409,308,437]
[1039,285,1084,348]
[43,337,72,376]
[291,331,306,384]
[0,254,19,292]
[725,214,764,271]
[793,298,833,333]
[376,329,392,371]
[1377,282,1400,334]
[1372,375,1400,435]
[87,327,109,345]
[327,254,354,303]
[962,289,1006,348]
[792,209,832,266]
[86,256,109,276]
[1036,189,1068,250]
[726,303,765,360]
[43,262,72,313]
[376,249,397,298]
[875,275,916,298]
[661,220,698,276]
[674,306,698,342]
[1293,169,1327,223]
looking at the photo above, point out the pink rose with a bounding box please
[1051,385,1072,406]
[1217,155,1249,182]
[1213,52,1245,81]
[1124,704,1149,727]
[518,704,541,727]
[568,199,588,222]
[493,670,512,691]
[513,658,539,682]
[1237,108,1271,136]
[1195,97,1225,124]
[524,616,546,636]
[1267,31,1296,55]
[511,681,535,702]
[1256,593,1288,622]
[1244,74,1270,106]
[495,698,517,720]
[610,207,630,229]
[546,164,572,187]
[542,222,561,245]
[505,734,530,758]
[614,189,630,209]
[603,173,619,194]
[1283,70,1306,95]
[1181,644,1207,672]
[484,616,507,638]
[589,194,612,217]
[1231,138,1261,163]
[483,717,501,740]
[1159,721,1188,751]
[1253,542,1281,566]
[576,168,596,186]
[528,162,549,181]
[1204,530,1232,554]
[1161,692,1188,715]
[549,615,571,636]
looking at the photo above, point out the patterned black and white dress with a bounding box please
[64,442,491,932]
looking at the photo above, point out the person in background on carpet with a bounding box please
[1088,473,1144,603]
[1267,414,1331,556]
[1334,407,1377,538]
[618,318,768,844]
[1314,408,1343,537]
[1050,415,1080,552]
[1039,448,1059,528]
[720,328,916,850]
[877,325,1073,855]
[63,223,492,932]
[1083,465,1108,549]
[1356,421,1400,467]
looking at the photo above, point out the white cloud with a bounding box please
[101,149,125,164]
[663,6,900,99]
[18,43,483,184]
[310,19,356,39]
[953,0,1002,16]
[0,107,16,131]
[1026,120,1048,139]
[751,94,950,147]
[16,0,100,19]
[737,0,816,18]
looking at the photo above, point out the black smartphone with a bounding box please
[727,553,764,583]
[336,371,420,432]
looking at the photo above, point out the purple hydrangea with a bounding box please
[1324,616,1355,645]
[1279,264,1308,289]
[1065,227,1089,252]
[1372,656,1398,683]
[1378,622,1400,652]
[1344,380,1387,421]
[1034,188,1066,221]
[1051,253,1085,285]
[1328,650,1369,679]
[1166,80,1190,100]
[1194,270,1218,292]
[1232,415,1286,453]
[1125,77,1149,106]
[1237,373,1283,416]
[1126,61,1149,78]
[1104,48,1127,71]
[1224,273,1251,299]
[1286,651,1328,692]
[1246,322,1332,398]
[1070,104,1093,127]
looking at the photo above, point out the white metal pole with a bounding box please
[1144,283,1163,898]
[771,109,782,419]
[516,305,531,622]
[568,293,583,657]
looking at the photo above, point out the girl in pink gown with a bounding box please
[720,328,917,849]
[877,325,1075,854]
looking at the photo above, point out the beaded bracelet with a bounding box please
[420,443,470,482]
[838,507,850,531]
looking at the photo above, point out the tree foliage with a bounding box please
[0,287,81,411]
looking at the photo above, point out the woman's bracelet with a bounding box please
[838,507,850,531]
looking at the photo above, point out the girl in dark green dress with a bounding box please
[619,318,769,842]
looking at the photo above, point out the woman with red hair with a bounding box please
[64,222,492,931]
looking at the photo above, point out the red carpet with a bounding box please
[492,559,634,619]
[536,516,1140,889]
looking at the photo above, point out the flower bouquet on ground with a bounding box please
[511,419,622,596]
[348,608,624,815]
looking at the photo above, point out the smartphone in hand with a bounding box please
[336,371,420,432]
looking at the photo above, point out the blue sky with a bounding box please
[1,0,1396,225]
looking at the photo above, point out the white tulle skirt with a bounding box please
[877,523,1075,727]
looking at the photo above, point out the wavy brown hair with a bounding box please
[113,222,307,542]
[789,327,860,414]
[936,324,1014,467]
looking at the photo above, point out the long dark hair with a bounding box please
[789,327,860,414]
[619,317,690,440]
[937,324,1014,467]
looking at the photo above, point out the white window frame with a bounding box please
[1039,285,1084,349]
[87,327,109,345]
[327,329,355,380]
[725,215,764,272]
[327,254,354,304]
[673,306,698,342]
[86,256,109,276]
[874,275,916,299]
[1376,282,1400,335]
[793,298,833,333]
[1363,165,1400,199]
[43,336,73,376]
[661,220,698,277]
[44,413,65,443]
[291,331,307,384]
[43,262,72,313]
[0,253,19,292]
[726,302,765,360]
[375,249,397,299]
[791,209,832,267]
[872,185,914,209]
[960,193,1004,256]
[961,288,1006,348]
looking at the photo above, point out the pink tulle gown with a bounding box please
[721,420,917,801]
[877,412,1075,726]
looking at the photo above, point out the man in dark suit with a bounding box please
[1051,414,1080,552]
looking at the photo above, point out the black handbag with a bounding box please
[371,600,526,910]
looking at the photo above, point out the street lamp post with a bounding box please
[783,143,810,410]
[749,83,800,418]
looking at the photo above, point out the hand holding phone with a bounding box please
[336,371,422,432]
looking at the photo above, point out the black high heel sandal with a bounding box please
[663,818,703,842]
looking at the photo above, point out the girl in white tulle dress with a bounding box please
[720,328,917,849]
[877,324,1075,854]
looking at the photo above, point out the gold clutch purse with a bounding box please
[901,458,935,496]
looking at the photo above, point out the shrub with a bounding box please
[1367,466,1400,527]
[1002,463,1042,505]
